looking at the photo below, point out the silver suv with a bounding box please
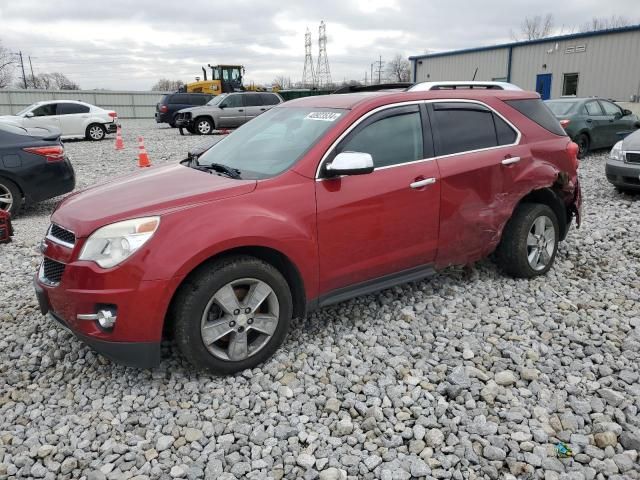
[175,92,284,134]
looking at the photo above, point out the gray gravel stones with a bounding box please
[0,128,639,479]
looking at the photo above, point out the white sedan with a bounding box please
[0,100,118,141]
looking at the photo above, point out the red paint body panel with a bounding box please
[35,88,582,363]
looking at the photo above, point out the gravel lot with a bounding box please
[1,119,639,480]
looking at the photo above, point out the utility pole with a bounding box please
[370,63,374,85]
[28,56,37,89]
[15,51,27,89]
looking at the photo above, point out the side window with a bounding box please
[494,114,517,145]
[337,107,423,168]
[585,101,602,116]
[600,101,621,117]
[58,103,90,114]
[432,103,498,155]
[260,93,281,105]
[168,94,189,104]
[222,94,243,108]
[244,94,263,107]
[32,104,58,117]
[190,95,209,106]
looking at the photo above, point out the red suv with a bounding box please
[35,88,581,374]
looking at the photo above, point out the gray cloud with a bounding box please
[0,0,637,89]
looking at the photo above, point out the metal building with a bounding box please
[409,25,640,101]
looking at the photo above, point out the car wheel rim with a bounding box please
[0,184,12,212]
[197,122,211,134]
[200,278,279,361]
[526,215,555,271]
[90,126,103,139]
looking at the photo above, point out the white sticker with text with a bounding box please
[305,112,342,122]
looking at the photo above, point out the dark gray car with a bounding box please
[175,92,284,134]
[606,128,640,192]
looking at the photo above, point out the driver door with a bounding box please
[218,94,245,128]
[315,104,440,295]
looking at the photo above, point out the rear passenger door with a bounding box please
[218,94,245,127]
[429,101,525,266]
[243,94,266,122]
[583,100,608,148]
[57,103,90,136]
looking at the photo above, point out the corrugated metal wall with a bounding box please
[414,48,510,83]
[0,90,169,118]
[413,29,640,101]
[510,30,640,100]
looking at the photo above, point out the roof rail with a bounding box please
[333,83,414,94]
[409,81,522,92]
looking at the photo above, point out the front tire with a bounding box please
[86,123,106,141]
[172,256,293,374]
[194,117,214,135]
[0,177,21,216]
[495,203,559,278]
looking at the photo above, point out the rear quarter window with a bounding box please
[190,95,210,106]
[505,99,566,136]
[168,94,190,104]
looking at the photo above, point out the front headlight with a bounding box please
[78,216,160,268]
[609,141,624,162]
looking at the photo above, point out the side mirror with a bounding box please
[325,152,374,176]
[24,111,34,118]
[623,109,632,116]
[218,103,226,109]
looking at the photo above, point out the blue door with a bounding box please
[535,74,552,100]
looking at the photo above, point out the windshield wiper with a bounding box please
[194,162,242,179]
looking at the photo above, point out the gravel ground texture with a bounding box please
[1,119,639,480]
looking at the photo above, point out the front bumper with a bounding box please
[105,122,117,134]
[606,158,640,190]
[174,115,193,128]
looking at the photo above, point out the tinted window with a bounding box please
[494,114,517,145]
[432,104,497,155]
[190,95,210,106]
[243,94,264,107]
[260,93,281,105]
[222,95,243,108]
[585,101,602,116]
[339,109,423,168]
[505,99,566,136]
[58,103,90,114]
[600,101,621,117]
[168,94,190,104]
[546,101,577,116]
[32,104,58,117]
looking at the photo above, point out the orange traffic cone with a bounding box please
[114,125,124,150]
[137,136,151,168]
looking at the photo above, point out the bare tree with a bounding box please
[26,72,79,90]
[272,76,292,89]
[386,54,411,82]
[151,78,184,91]
[511,14,555,40]
[0,40,14,89]
[580,16,634,32]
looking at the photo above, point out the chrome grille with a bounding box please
[42,258,65,284]
[626,152,640,164]
[48,224,75,247]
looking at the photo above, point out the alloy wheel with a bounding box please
[200,278,280,361]
[197,121,211,135]
[0,184,13,212]
[89,125,104,140]
[526,215,555,271]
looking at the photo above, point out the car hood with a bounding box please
[622,129,640,150]
[52,163,257,237]
[178,106,218,114]
[0,115,22,124]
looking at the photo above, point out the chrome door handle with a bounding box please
[501,156,521,165]
[410,177,436,189]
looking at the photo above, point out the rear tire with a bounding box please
[575,133,589,159]
[86,123,106,141]
[194,117,214,135]
[495,203,559,278]
[171,255,293,374]
[0,177,22,216]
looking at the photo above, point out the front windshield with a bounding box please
[206,94,227,106]
[197,107,345,179]
[546,101,576,116]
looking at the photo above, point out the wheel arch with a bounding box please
[193,115,215,128]
[514,187,569,240]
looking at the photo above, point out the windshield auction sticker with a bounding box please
[305,112,342,122]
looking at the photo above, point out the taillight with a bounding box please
[108,111,117,119]
[23,145,65,163]
[567,141,579,169]
[560,119,570,128]
[160,105,168,113]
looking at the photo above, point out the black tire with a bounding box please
[194,117,214,135]
[575,133,590,159]
[495,203,559,278]
[171,255,293,374]
[0,177,22,216]
[85,123,106,141]
[186,125,196,134]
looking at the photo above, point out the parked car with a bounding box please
[0,100,117,141]
[0,122,75,216]
[174,92,284,134]
[606,128,640,192]
[35,88,581,373]
[545,97,640,158]
[155,93,213,127]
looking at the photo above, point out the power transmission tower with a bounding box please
[374,55,384,84]
[316,21,332,88]
[301,28,316,88]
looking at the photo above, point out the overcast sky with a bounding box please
[0,0,637,90]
